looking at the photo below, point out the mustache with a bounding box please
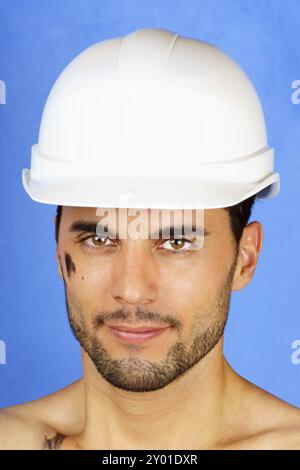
[92,306,181,330]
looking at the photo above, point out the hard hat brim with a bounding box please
[22,168,280,210]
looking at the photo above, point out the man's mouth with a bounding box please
[104,323,171,343]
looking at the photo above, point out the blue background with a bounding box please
[0,0,299,408]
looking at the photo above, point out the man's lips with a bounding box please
[104,323,171,343]
[105,324,170,333]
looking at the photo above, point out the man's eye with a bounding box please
[159,237,199,254]
[79,235,114,250]
[78,235,201,254]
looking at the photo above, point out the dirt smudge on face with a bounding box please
[64,251,76,277]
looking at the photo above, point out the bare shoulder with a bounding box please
[259,391,300,449]
[0,407,50,450]
[0,378,84,450]
[225,374,300,450]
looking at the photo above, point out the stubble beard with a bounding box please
[63,258,237,393]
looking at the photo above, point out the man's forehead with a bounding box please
[62,206,209,229]
[63,206,210,220]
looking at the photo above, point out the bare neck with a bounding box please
[75,339,244,449]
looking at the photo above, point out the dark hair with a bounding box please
[55,205,63,245]
[224,194,256,246]
[54,195,256,246]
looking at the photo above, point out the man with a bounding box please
[1,28,299,450]
[1,202,300,450]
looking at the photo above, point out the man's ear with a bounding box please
[54,214,58,241]
[55,250,63,279]
[231,221,263,291]
[53,215,63,278]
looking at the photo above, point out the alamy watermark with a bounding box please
[291,339,300,365]
[0,340,6,364]
[291,80,300,104]
[0,80,6,105]
[93,208,206,250]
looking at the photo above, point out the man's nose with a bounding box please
[110,241,159,306]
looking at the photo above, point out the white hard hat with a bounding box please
[22,27,280,210]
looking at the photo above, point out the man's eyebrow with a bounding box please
[150,224,210,239]
[69,220,114,237]
[68,220,210,239]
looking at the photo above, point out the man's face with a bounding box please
[56,206,239,392]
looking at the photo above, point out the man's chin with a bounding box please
[81,336,203,393]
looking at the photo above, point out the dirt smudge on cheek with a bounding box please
[64,251,76,277]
